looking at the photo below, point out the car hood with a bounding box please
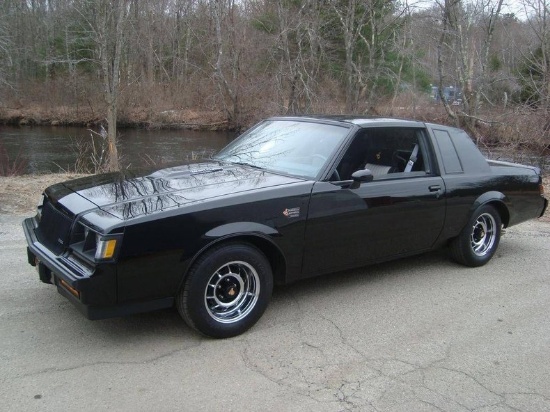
[53,162,306,223]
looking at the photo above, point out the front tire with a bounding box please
[450,204,502,267]
[177,242,273,338]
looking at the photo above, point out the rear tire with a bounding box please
[450,205,502,267]
[176,242,273,338]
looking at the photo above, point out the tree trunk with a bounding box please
[211,0,239,127]
[97,0,128,172]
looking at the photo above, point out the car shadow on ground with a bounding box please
[76,248,450,342]
[276,248,450,295]
[79,232,536,343]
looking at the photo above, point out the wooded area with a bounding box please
[1,0,550,170]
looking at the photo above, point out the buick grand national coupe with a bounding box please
[23,117,548,338]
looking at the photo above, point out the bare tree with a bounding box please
[330,0,371,112]
[519,0,550,109]
[328,0,407,112]
[0,14,13,89]
[171,0,196,86]
[436,0,504,136]
[76,0,131,171]
[389,1,414,114]
[211,0,240,127]
[275,0,322,114]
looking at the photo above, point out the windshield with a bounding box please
[214,120,351,179]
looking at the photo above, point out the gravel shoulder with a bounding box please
[0,174,88,215]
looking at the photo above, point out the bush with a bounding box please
[0,141,27,176]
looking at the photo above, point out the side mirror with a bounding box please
[350,169,373,189]
[351,169,374,183]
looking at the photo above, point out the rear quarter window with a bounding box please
[432,129,463,174]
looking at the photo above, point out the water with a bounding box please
[0,126,236,174]
[1,125,547,175]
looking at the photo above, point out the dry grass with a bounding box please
[0,105,229,130]
[0,174,88,215]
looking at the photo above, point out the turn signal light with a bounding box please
[59,279,80,299]
[95,238,118,260]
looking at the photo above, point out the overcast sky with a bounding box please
[408,0,531,20]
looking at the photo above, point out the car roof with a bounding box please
[268,115,426,129]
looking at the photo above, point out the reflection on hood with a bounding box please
[61,162,305,221]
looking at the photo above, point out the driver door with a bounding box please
[301,127,446,277]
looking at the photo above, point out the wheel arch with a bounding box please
[178,229,287,293]
[471,191,510,227]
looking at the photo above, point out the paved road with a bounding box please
[1,214,550,412]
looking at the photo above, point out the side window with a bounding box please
[335,128,429,180]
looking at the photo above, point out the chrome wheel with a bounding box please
[470,212,497,257]
[450,205,502,267]
[177,242,273,338]
[204,261,260,324]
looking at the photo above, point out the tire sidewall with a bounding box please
[461,204,502,267]
[182,243,273,338]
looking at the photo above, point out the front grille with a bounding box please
[36,199,74,255]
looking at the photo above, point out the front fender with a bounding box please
[204,222,280,238]
[176,222,287,291]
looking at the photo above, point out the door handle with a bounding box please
[429,185,441,192]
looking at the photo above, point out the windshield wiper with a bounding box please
[228,161,264,170]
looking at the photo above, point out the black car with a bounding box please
[23,116,548,338]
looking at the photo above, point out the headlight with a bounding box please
[36,194,45,221]
[70,221,122,263]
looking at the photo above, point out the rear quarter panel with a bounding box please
[426,124,546,242]
[439,172,543,241]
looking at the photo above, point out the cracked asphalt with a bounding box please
[1,214,550,412]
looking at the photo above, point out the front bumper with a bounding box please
[23,216,116,317]
[23,217,171,319]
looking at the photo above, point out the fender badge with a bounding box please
[283,207,300,218]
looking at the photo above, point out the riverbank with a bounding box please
[0,174,88,215]
[0,106,231,131]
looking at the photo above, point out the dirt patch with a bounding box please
[0,174,88,216]
[0,106,229,130]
